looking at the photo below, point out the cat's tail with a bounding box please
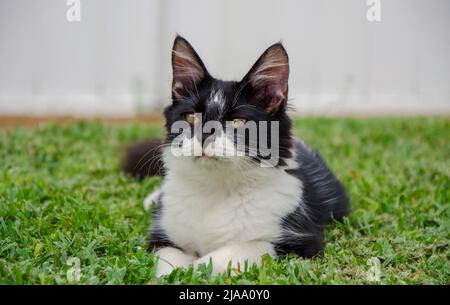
[121,139,164,179]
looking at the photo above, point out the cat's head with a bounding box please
[163,35,294,169]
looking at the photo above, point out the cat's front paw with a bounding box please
[154,247,196,277]
[194,252,232,275]
[156,261,177,277]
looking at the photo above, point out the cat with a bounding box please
[122,35,349,277]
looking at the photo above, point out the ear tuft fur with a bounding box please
[242,43,289,113]
[171,35,208,100]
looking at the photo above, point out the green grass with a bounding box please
[0,117,449,284]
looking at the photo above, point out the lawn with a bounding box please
[0,117,448,284]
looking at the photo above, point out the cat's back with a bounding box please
[269,138,350,257]
[289,138,350,223]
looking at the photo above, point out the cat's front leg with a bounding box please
[194,241,275,275]
[155,247,196,277]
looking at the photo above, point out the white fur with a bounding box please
[154,247,196,277]
[251,48,288,86]
[210,89,223,105]
[143,188,161,211]
[153,145,302,276]
[193,241,275,275]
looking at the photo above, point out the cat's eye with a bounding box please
[185,113,199,124]
[231,118,247,128]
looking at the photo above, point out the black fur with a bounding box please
[121,138,164,179]
[274,140,349,257]
[147,197,180,252]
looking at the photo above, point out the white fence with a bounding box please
[0,0,449,116]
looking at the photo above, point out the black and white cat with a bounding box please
[123,35,349,277]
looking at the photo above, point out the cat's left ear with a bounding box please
[171,35,209,100]
[241,43,289,114]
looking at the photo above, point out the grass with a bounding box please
[0,117,449,284]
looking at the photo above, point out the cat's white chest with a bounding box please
[158,162,302,256]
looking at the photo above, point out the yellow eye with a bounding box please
[185,113,199,124]
[231,118,247,128]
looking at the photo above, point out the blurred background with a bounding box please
[0,0,449,117]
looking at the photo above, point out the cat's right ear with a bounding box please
[241,43,289,114]
[171,35,209,100]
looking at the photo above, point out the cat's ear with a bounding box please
[241,43,289,113]
[171,35,209,100]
